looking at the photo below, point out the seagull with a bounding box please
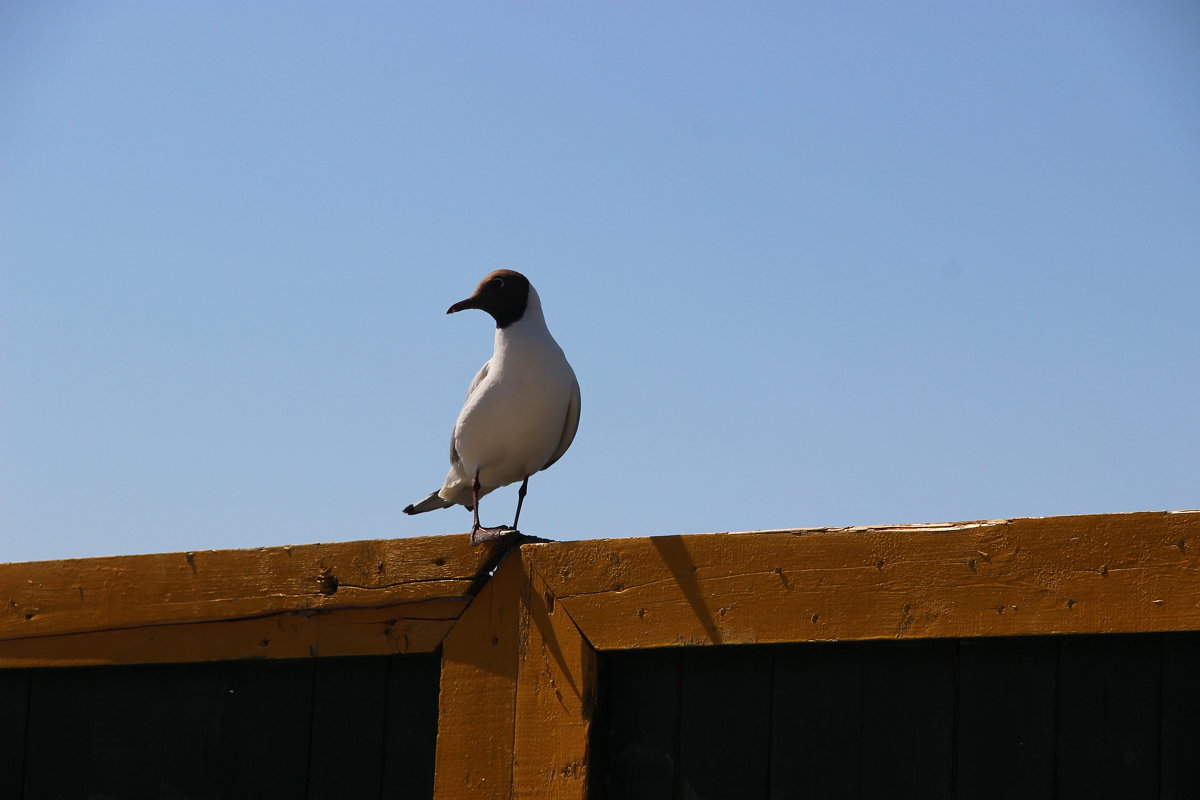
[403,270,581,545]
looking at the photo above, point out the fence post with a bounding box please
[434,548,596,799]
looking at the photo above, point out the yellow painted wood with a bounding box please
[523,511,1200,649]
[0,535,487,644]
[434,553,524,799]
[6,511,1197,798]
[513,562,596,800]
[0,599,465,668]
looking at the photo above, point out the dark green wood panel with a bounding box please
[589,648,681,800]
[590,633,1200,800]
[23,666,91,798]
[1056,634,1161,800]
[16,655,440,800]
[0,670,30,799]
[858,640,956,800]
[380,652,441,799]
[677,646,773,800]
[24,661,236,799]
[956,637,1057,800]
[1162,633,1200,800]
[208,659,316,800]
[769,642,863,800]
[306,657,390,800]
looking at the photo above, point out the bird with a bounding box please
[403,270,581,545]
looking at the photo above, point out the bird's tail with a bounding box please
[403,491,454,515]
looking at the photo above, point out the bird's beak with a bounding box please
[447,296,480,314]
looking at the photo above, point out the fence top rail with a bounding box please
[0,534,493,644]
[523,509,1200,648]
[3,510,1197,665]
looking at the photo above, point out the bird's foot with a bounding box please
[470,525,518,546]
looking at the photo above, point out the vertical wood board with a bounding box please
[956,637,1058,800]
[434,554,524,799]
[770,642,865,799]
[0,670,30,799]
[1056,635,1162,800]
[1161,633,1200,800]
[382,652,441,799]
[677,646,773,800]
[306,657,390,800]
[512,562,597,800]
[589,649,681,800]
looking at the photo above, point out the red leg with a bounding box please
[469,469,516,546]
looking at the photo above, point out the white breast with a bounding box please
[450,290,578,490]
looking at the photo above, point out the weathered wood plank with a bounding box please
[1056,634,1161,799]
[524,511,1200,649]
[0,598,465,667]
[589,649,681,800]
[0,534,487,642]
[512,563,597,800]
[956,637,1057,800]
[434,552,524,799]
[381,652,441,799]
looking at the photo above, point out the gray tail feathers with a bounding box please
[403,491,454,515]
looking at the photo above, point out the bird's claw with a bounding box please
[470,525,519,546]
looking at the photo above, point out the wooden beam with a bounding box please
[0,535,489,644]
[522,511,1200,649]
[0,599,465,668]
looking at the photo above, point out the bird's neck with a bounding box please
[492,288,557,361]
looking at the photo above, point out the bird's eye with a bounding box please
[489,277,505,290]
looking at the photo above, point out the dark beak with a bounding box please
[447,296,480,314]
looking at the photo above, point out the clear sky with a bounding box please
[2,2,1197,563]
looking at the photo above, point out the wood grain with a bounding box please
[434,553,524,799]
[523,511,1200,650]
[0,599,465,668]
[512,562,596,800]
[0,534,487,643]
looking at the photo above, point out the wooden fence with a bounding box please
[2,510,1198,799]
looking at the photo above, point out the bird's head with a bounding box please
[447,269,531,329]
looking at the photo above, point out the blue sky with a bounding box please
[2,2,1197,563]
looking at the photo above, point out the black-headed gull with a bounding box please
[403,270,581,545]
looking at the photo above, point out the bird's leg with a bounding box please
[511,476,529,532]
[470,471,482,532]
[469,469,516,546]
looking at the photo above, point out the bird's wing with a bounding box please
[464,359,492,402]
[449,359,491,468]
[541,378,581,471]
